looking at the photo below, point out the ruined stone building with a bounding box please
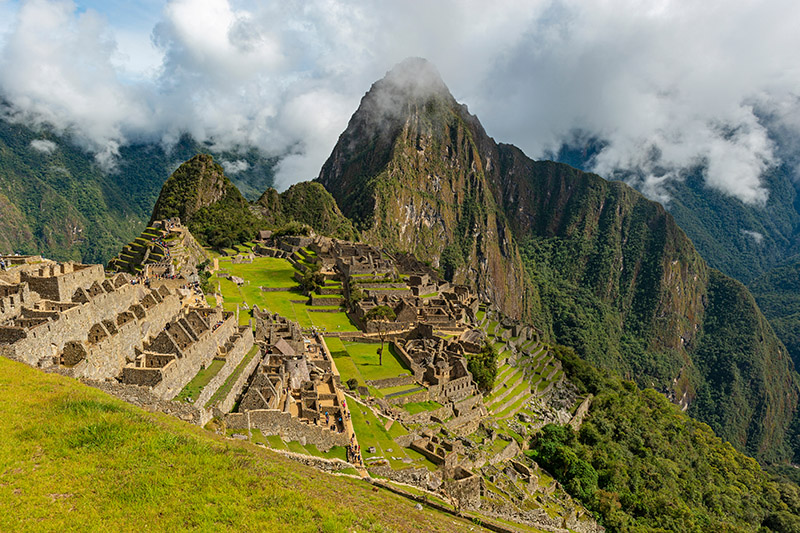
[0,259,253,401]
[227,312,348,451]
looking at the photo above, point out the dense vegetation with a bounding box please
[750,256,800,378]
[691,271,799,462]
[255,182,358,241]
[555,144,800,285]
[0,114,276,263]
[531,346,800,532]
[466,342,499,393]
[149,154,265,249]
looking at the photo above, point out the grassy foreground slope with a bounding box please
[0,358,474,532]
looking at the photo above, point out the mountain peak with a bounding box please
[378,57,450,99]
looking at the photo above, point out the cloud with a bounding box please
[0,0,798,201]
[741,229,764,244]
[219,158,249,175]
[29,139,57,153]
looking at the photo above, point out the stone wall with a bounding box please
[195,327,255,409]
[21,263,104,302]
[489,439,521,465]
[84,379,210,425]
[76,290,182,381]
[568,395,593,430]
[236,409,349,451]
[390,342,424,380]
[386,389,429,407]
[2,283,171,369]
[369,375,415,389]
[152,315,238,399]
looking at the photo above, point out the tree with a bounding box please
[300,262,325,294]
[466,342,498,393]
[364,305,396,365]
[346,279,365,310]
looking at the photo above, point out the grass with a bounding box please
[174,359,225,402]
[205,345,260,409]
[349,399,415,470]
[0,357,481,532]
[402,401,443,415]
[342,342,411,382]
[210,257,358,332]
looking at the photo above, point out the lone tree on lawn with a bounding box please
[364,305,396,365]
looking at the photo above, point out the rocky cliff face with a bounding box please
[317,58,800,462]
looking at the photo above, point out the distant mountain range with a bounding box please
[0,112,278,264]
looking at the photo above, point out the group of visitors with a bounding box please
[347,435,363,465]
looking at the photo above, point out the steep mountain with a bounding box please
[553,139,800,285]
[0,111,277,263]
[750,256,800,374]
[254,181,357,241]
[318,58,533,319]
[149,154,264,248]
[317,58,800,463]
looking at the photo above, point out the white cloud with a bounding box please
[741,229,764,244]
[29,138,57,153]
[220,158,249,175]
[0,0,798,200]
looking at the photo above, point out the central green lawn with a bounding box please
[210,257,358,332]
[342,342,411,382]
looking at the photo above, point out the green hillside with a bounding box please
[254,181,358,241]
[532,347,800,532]
[149,154,265,248]
[0,357,477,532]
[0,115,277,263]
[750,256,800,381]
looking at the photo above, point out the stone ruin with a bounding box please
[0,259,253,400]
[226,311,349,451]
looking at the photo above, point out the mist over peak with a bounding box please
[380,57,450,100]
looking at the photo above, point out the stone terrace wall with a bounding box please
[84,379,211,426]
[196,327,255,409]
[151,315,238,400]
[214,343,261,414]
[231,409,349,452]
[74,291,182,381]
[1,283,157,367]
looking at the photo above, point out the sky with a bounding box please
[0,0,798,200]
